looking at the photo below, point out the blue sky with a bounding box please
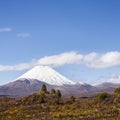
[0,0,120,85]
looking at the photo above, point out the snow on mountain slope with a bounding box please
[17,66,76,86]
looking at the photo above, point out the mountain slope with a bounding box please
[17,66,76,86]
[0,65,118,98]
[95,82,120,92]
[0,66,95,97]
[0,79,98,97]
[0,79,56,97]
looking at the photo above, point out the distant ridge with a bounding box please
[0,65,119,97]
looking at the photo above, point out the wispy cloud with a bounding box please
[0,27,12,32]
[107,74,120,83]
[0,62,35,71]
[17,33,30,38]
[84,51,120,69]
[0,52,82,71]
[0,51,120,71]
[37,52,83,67]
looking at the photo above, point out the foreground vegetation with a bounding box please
[0,85,120,120]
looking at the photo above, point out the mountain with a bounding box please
[0,78,58,97]
[95,82,120,92]
[17,66,76,86]
[0,65,119,97]
[0,65,90,97]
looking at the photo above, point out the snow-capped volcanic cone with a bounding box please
[0,65,95,97]
[17,66,76,86]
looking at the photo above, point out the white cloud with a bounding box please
[1,51,120,71]
[0,27,12,32]
[86,51,120,68]
[0,63,35,71]
[83,52,98,67]
[107,74,120,83]
[17,33,30,38]
[37,52,83,67]
[0,52,83,71]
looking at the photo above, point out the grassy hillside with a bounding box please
[0,85,120,120]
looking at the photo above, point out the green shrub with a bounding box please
[70,96,76,102]
[56,90,62,98]
[114,87,120,94]
[96,92,110,101]
[50,89,56,94]
[41,84,47,93]
[38,96,45,104]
